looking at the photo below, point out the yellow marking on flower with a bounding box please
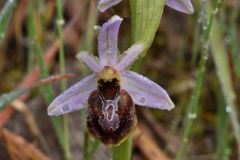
[97,66,120,83]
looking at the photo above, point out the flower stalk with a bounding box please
[112,134,133,160]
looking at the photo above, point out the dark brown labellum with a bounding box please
[87,78,137,146]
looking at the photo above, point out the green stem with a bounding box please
[80,0,98,53]
[112,134,133,160]
[56,0,71,160]
[27,0,67,154]
[175,1,218,159]
[0,0,17,41]
[229,9,240,78]
[211,19,240,160]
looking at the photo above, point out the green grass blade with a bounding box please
[175,1,219,159]
[211,18,240,160]
[215,86,230,160]
[27,0,64,150]
[0,88,28,111]
[229,9,240,78]
[80,0,98,54]
[56,0,71,159]
[0,0,17,41]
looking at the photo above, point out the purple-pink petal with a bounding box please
[116,43,144,72]
[47,74,97,116]
[98,15,123,67]
[98,0,194,14]
[77,51,103,73]
[166,0,194,14]
[121,71,175,110]
[98,0,122,12]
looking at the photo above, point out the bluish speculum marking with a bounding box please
[139,97,145,104]
[62,104,71,113]
[98,93,120,131]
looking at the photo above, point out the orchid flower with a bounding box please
[48,15,174,116]
[98,0,194,14]
[47,15,174,144]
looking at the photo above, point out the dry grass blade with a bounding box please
[11,99,41,139]
[0,73,75,126]
[139,109,179,154]
[0,127,50,160]
[0,6,80,125]
[37,73,75,87]
[11,99,56,159]
[134,126,171,160]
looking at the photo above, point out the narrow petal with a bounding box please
[48,74,97,116]
[77,51,103,73]
[98,0,122,12]
[166,0,194,14]
[121,71,174,110]
[116,43,144,71]
[98,15,123,66]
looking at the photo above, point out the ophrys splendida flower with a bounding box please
[47,15,174,145]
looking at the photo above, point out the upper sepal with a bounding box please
[98,15,123,66]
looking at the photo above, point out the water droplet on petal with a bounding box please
[62,104,72,113]
[139,97,145,104]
